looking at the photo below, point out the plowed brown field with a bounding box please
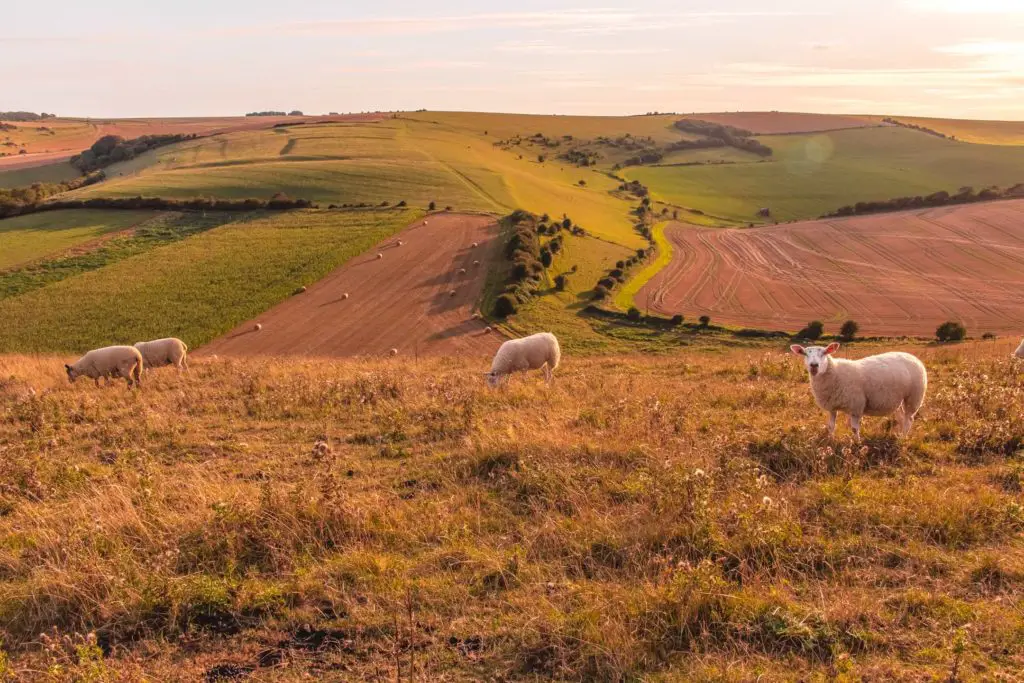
[682,112,876,134]
[637,200,1024,336]
[201,213,505,358]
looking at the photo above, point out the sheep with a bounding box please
[65,346,143,389]
[134,338,188,372]
[485,332,560,388]
[791,342,927,440]
[1015,338,1024,359]
[254,323,263,332]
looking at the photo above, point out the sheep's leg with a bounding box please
[827,411,837,437]
[848,414,862,442]
[899,402,915,436]
[543,364,552,385]
[94,378,101,388]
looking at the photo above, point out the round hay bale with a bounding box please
[295,286,307,294]
[254,323,263,332]
[471,313,481,320]
[377,253,383,259]
[472,260,480,266]
[389,348,398,356]
[484,326,492,333]
[471,242,479,248]
[449,289,457,297]
[457,268,467,275]
[342,293,350,299]
[397,240,404,246]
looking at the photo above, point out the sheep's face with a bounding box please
[485,372,501,389]
[65,364,79,383]
[790,343,840,377]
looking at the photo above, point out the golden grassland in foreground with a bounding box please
[0,340,1021,681]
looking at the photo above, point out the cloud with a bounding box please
[902,0,1024,13]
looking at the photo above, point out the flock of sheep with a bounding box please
[63,332,1023,441]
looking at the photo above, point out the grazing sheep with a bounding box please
[486,332,560,388]
[791,343,927,440]
[134,338,188,371]
[254,323,263,332]
[1015,338,1024,359]
[65,346,143,389]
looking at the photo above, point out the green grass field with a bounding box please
[0,210,156,270]
[623,126,1024,222]
[0,161,81,188]
[0,209,419,353]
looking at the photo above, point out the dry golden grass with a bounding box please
[0,339,1021,681]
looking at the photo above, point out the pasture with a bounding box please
[0,338,1020,679]
[0,209,418,353]
[623,126,1024,222]
[635,200,1024,336]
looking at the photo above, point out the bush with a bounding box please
[796,320,825,341]
[699,315,710,327]
[428,201,436,211]
[562,218,572,230]
[615,260,625,269]
[627,307,642,322]
[671,314,684,326]
[493,294,518,317]
[982,332,996,340]
[554,274,568,291]
[636,248,646,259]
[839,320,859,341]
[936,321,967,342]
[539,250,553,268]
[397,200,407,206]
[593,285,610,300]
[598,277,616,289]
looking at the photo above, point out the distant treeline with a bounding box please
[1,191,316,221]
[70,134,194,173]
[246,110,304,117]
[882,117,950,140]
[0,111,57,122]
[619,138,729,168]
[673,119,773,156]
[824,184,1024,217]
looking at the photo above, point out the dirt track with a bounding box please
[201,213,505,358]
[637,200,1024,336]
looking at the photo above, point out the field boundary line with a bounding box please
[614,220,674,310]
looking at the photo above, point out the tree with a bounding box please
[494,294,518,317]
[537,154,546,163]
[288,110,304,116]
[562,217,572,230]
[671,314,684,326]
[554,274,569,291]
[936,321,967,342]
[797,320,824,341]
[539,250,553,267]
[840,320,859,341]
[627,307,642,322]
[428,201,436,211]
[699,315,710,327]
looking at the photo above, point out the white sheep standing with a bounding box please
[65,346,144,389]
[134,338,188,372]
[1015,338,1024,359]
[790,342,927,440]
[485,332,560,388]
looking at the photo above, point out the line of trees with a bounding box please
[0,174,105,219]
[245,111,304,117]
[825,183,1024,217]
[673,119,773,157]
[0,111,57,121]
[70,134,194,173]
[882,117,950,140]
[1,191,316,221]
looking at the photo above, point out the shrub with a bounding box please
[578,180,586,186]
[627,307,642,322]
[671,314,684,326]
[598,277,616,289]
[562,218,572,230]
[593,285,610,300]
[609,268,623,279]
[982,332,996,340]
[615,260,625,269]
[428,201,436,211]
[937,321,967,342]
[397,200,407,206]
[554,274,568,291]
[699,315,710,327]
[539,249,553,268]
[445,205,453,211]
[796,321,825,341]
[494,294,518,317]
[636,248,646,259]
[839,320,859,341]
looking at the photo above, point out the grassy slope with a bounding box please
[0,209,420,353]
[0,161,80,188]
[866,115,1024,145]
[0,339,1020,680]
[0,210,156,270]
[624,126,1024,222]
[614,220,673,311]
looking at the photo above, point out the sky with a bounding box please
[3,0,1024,119]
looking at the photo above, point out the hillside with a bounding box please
[0,340,1020,679]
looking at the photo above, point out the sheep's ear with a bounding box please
[789,345,805,356]
[825,342,840,355]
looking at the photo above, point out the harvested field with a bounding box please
[637,199,1024,336]
[202,213,504,358]
[681,111,876,134]
[0,113,385,172]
